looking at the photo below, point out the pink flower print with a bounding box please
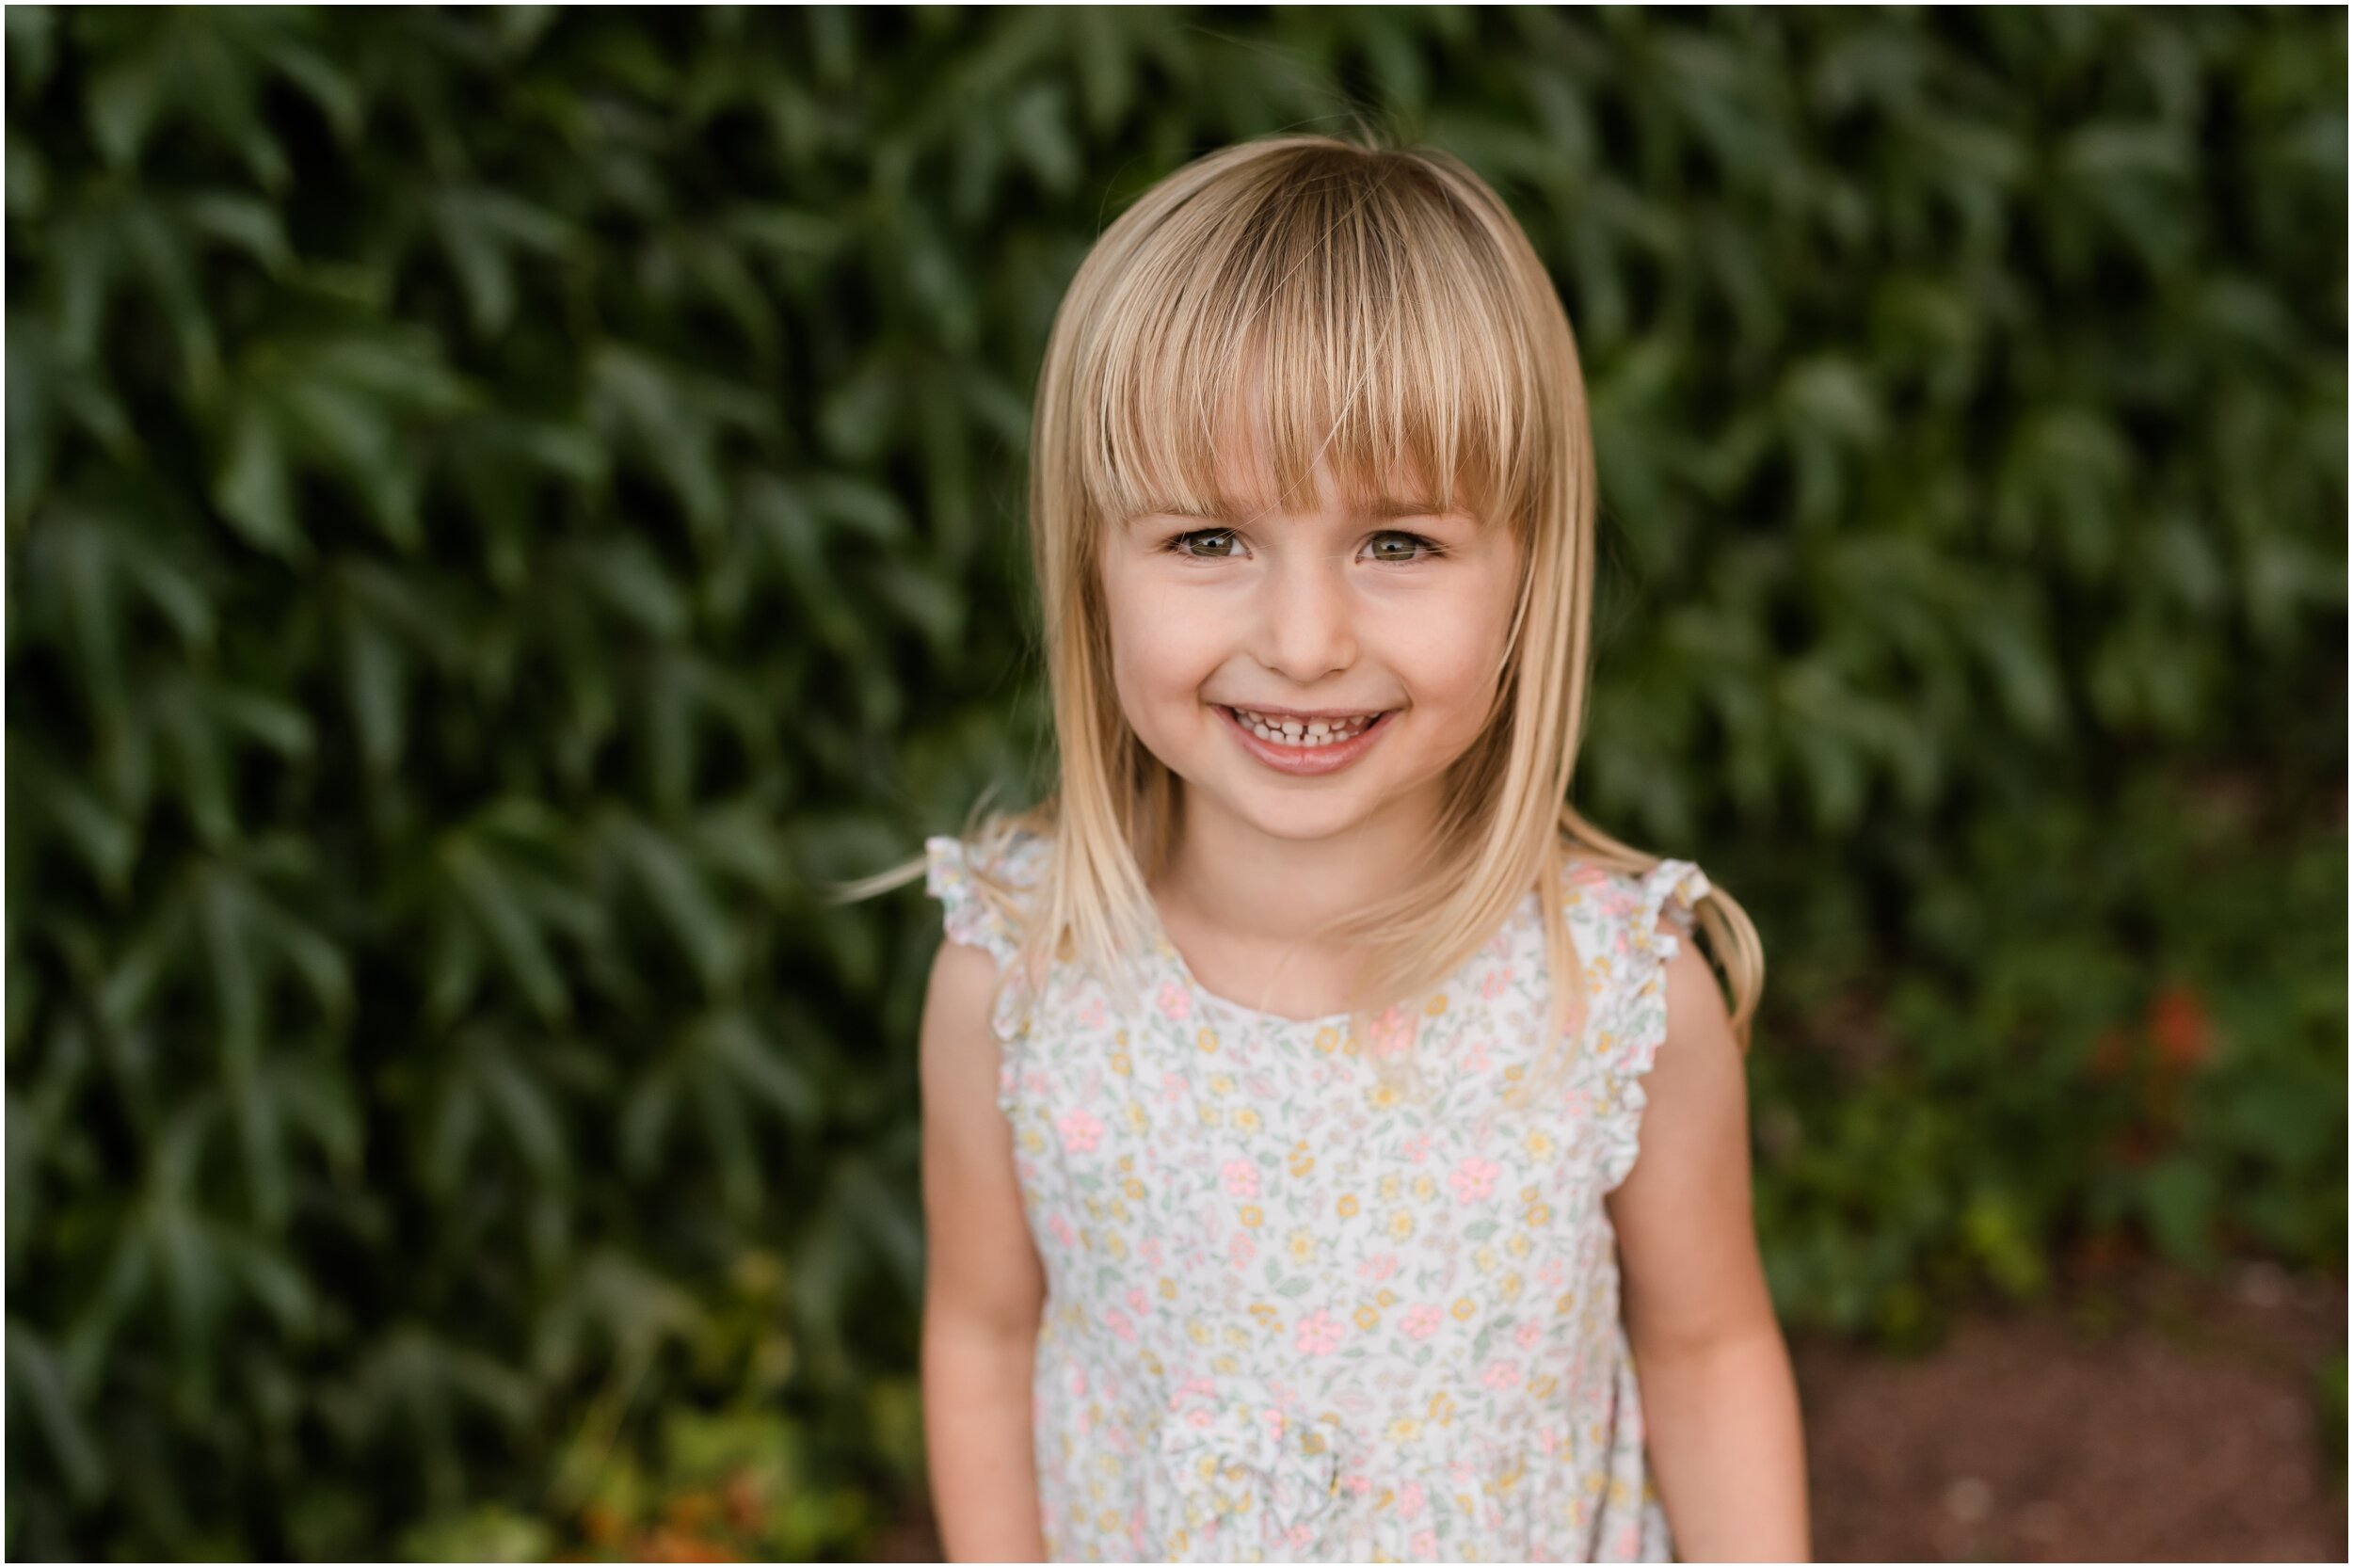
[1186,1407,1214,1430]
[1450,1156,1500,1203]
[1160,1070,1188,1103]
[1222,1160,1260,1199]
[1048,1213,1075,1249]
[1536,1423,1559,1456]
[1228,1230,1256,1267]
[1399,1131,1433,1165]
[1285,1523,1313,1551]
[1128,1287,1151,1316]
[1346,1473,1371,1495]
[1057,1107,1104,1154]
[1481,1358,1522,1391]
[1139,1237,1164,1268]
[1481,965,1514,1000]
[1401,1304,1444,1339]
[1562,1086,1593,1119]
[1397,1480,1427,1522]
[1369,1004,1414,1058]
[1294,1309,1344,1356]
[1412,1528,1437,1557]
[1157,980,1192,1022]
[1077,995,1112,1029]
[1068,1366,1089,1398]
[1357,1253,1399,1283]
[1461,1038,1492,1074]
[1538,1257,1568,1289]
[1515,1320,1543,1350]
[1105,1307,1136,1342]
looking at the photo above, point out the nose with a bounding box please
[1254,551,1356,684]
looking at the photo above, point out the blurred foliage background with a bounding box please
[4,5,2343,1560]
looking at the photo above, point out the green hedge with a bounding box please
[6,7,2343,1559]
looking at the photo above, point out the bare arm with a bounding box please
[919,936,1050,1561]
[1606,924,1811,1562]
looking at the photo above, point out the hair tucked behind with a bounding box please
[837,131,1765,1100]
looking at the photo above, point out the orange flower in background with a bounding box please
[2145,983,2215,1070]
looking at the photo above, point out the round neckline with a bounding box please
[1143,883,1558,1034]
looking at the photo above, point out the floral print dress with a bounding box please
[925,825,1712,1563]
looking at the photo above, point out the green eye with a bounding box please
[1173,530,1239,558]
[1367,532,1439,564]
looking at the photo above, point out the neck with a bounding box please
[1157,778,1449,957]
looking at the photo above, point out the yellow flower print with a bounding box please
[1473,1244,1497,1272]
[1223,1325,1250,1347]
[1369,1082,1400,1109]
[1188,1320,1211,1345]
[1233,1107,1262,1132]
[1248,1301,1279,1327]
[1508,1231,1534,1256]
[1375,1288,1396,1307]
[1337,1193,1359,1218]
[1378,1174,1401,1202]
[1343,1033,1362,1057]
[1105,1232,1128,1259]
[1288,1229,1316,1262]
[1124,1102,1148,1133]
[1160,1276,1176,1300]
[1555,1290,1576,1315]
[1451,1296,1477,1320]
[1427,1390,1455,1424]
[1353,1304,1381,1331]
[1239,1205,1263,1228]
[1424,993,1448,1016]
[1524,1131,1553,1159]
[1019,1128,1046,1154]
[1315,1026,1339,1054]
[1123,1177,1146,1200]
[1499,1272,1523,1300]
[1411,1173,1436,1202]
[1520,1183,1542,1204]
[1197,1027,1219,1053]
[1529,1374,1559,1399]
[1213,1354,1239,1375]
[1110,1050,1132,1077]
[1142,1350,1163,1375]
[1520,1206,1549,1229]
[1504,1064,1525,1082]
[1196,1105,1222,1127]
[1386,1416,1420,1442]
[1288,1143,1315,1177]
[1209,1073,1234,1096]
[1388,1210,1415,1240]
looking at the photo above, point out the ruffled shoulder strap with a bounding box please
[1585,856,1713,1193]
[923,822,1052,1045]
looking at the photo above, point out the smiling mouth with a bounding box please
[1220,705,1390,748]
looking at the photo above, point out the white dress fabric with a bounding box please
[926,824,1710,1562]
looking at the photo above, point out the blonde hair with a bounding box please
[837,131,1764,1102]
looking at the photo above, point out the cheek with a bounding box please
[1102,569,1226,710]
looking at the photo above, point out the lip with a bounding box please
[1215,703,1395,776]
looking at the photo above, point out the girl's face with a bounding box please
[1099,424,1523,851]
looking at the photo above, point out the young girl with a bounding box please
[881,134,1809,1562]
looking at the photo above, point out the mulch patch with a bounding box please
[1795,1253,2345,1563]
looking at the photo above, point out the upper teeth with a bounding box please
[1230,708,1381,746]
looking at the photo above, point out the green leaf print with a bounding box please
[1275,1276,1313,1297]
[1463,1219,1500,1240]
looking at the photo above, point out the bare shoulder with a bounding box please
[920,936,1006,1104]
[917,934,1044,1329]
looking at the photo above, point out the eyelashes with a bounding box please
[1162,528,1447,565]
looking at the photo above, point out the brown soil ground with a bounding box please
[872,1255,2345,1562]
[1793,1254,2345,1563]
